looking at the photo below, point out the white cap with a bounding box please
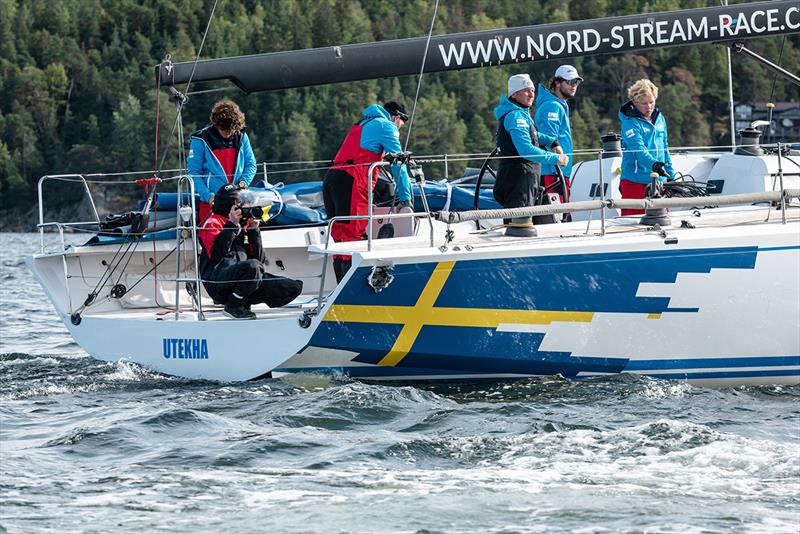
[554,65,583,82]
[507,74,534,96]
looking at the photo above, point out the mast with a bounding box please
[157,1,799,93]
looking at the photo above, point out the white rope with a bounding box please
[442,181,453,212]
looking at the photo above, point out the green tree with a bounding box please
[282,111,318,168]
[409,92,468,178]
[111,95,152,173]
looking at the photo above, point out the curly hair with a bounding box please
[548,76,563,92]
[627,79,659,103]
[210,100,245,132]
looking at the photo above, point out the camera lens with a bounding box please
[240,206,264,219]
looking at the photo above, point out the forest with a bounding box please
[1,0,798,228]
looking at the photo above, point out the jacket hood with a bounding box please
[619,100,661,123]
[362,104,391,120]
[493,95,526,120]
[535,83,565,110]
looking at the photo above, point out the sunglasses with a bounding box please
[396,112,409,122]
[565,79,582,86]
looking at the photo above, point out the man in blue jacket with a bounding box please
[188,100,257,223]
[493,74,568,237]
[534,65,583,205]
[618,79,675,215]
[323,101,412,281]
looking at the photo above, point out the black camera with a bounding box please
[240,206,267,219]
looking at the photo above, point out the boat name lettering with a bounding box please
[437,6,799,67]
[163,338,209,360]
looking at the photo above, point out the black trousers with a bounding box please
[203,259,303,308]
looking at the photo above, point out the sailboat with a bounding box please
[28,0,800,385]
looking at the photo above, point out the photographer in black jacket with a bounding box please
[198,184,303,320]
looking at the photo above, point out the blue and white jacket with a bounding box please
[493,95,559,165]
[618,101,675,184]
[188,127,257,203]
[534,83,574,177]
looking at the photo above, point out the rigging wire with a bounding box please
[150,0,221,312]
[155,0,222,174]
[765,35,787,145]
[403,0,440,152]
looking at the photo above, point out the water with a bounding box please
[2,232,799,533]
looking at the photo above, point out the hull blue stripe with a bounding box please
[625,356,800,370]
[631,369,800,380]
[275,366,489,377]
[277,366,799,381]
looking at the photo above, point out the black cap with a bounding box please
[384,100,409,121]
[212,183,241,215]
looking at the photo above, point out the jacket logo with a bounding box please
[625,129,636,138]
[163,338,209,359]
[188,149,194,158]
[548,112,559,120]
[516,118,528,127]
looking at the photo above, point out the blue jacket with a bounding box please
[188,127,257,203]
[618,101,674,184]
[534,83,574,177]
[493,95,559,165]
[358,104,411,202]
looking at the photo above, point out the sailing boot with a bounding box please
[223,293,256,320]
[505,216,538,237]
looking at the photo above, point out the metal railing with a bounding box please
[37,174,102,253]
[171,176,203,320]
[437,189,800,225]
[33,143,797,325]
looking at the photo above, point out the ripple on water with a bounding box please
[2,233,800,532]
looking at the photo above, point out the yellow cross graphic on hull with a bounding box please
[323,261,596,367]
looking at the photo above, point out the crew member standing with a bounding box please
[188,100,257,223]
[323,101,412,282]
[534,65,584,206]
[493,74,568,237]
[618,79,675,216]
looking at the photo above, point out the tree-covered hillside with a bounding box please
[1,0,798,224]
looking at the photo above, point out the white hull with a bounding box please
[29,202,800,385]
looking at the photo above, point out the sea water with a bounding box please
[1,233,798,533]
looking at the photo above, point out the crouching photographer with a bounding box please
[198,184,303,320]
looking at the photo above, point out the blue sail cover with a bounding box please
[89,181,497,245]
[141,181,498,225]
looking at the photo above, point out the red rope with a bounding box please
[154,64,161,174]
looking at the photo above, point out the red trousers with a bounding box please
[541,174,571,204]
[619,179,647,216]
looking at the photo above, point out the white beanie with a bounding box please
[508,74,534,96]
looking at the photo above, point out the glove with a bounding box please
[652,161,668,177]
[409,165,425,182]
